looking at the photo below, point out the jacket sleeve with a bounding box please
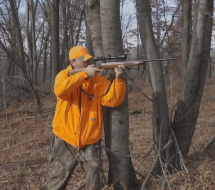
[54,69,88,99]
[100,77,126,108]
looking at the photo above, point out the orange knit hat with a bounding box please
[69,46,93,61]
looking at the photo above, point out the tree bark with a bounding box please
[26,0,33,82]
[60,0,69,69]
[85,20,94,56]
[50,0,60,95]
[9,0,40,108]
[173,0,214,158]
[136,0,170,174]
[74,6,85,46]
[43,31,49,83]
[181,0,192,77]
[85,0,103,56]
[100,1,138,189]
[30,0,39,86]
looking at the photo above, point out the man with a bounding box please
[47,46,126,190]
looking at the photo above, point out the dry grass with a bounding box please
[0,74,215,190]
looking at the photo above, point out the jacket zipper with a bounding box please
[75,88,82,150]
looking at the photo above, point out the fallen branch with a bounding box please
[171,128,191,183]
[141,140,172,190]
[97,145,148,171]
[0,108,55,117]
[129,109,142,115]
[76,183,86,190]
[135,170,145,178]
[141,156,158,190]
[203,137,215,152]
[127,75,153,102]
[1,139,34,152]
[158,1,180,47]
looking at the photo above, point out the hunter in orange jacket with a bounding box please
[52,48,126,150]
[47,46,126,190]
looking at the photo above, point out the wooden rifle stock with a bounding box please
[68,58,177,77]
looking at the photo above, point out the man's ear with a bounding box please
[70,59,74,66]
[70,59,76,69]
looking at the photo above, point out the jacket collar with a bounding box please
[67,64,73,71]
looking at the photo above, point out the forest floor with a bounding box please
[0,75,215,190]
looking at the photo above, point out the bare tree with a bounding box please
[8,0,40,108]
[26,0,42,86]
[40,1,51,83]
[0,4,17,78]
[60,0,69,69]
[50,0,60,95]
[85,0,138,188]
[85,18,94,56]
[100,1,137,189]
[85,0,104,56]
[136,0,170,174]
[135,0,214,178]
[172,0,214,158]
[181,0,192,77]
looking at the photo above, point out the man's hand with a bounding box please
[85,65,101,78]
[115,64,125,79]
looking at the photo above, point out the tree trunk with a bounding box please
[85,20,94,56]
[60,0,69,69]
[26,0,33,82]
[31,0,39,86]
[9,0,40,108]
[156,0,161,54]
[172,0,214,158]
[74,6,84,46]
[43,31,49,83]
[86,1,138,188]
[50,0,60,95]
[136,0,170,174]
[85,0,103,56]
[181,0,192,77]
[100,1,136,189]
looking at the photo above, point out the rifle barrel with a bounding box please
[99,58,177,69]
[68,58,177,76]
[138,58,177,64]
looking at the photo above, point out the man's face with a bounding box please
[71,56,92,69]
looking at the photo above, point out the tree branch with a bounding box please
[158,2,181,47]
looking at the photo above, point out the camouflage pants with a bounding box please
[46,134,106,190]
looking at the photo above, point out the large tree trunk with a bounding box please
[60,0,69,70]
[74,6,85,46]
[85,0,103,56]
[86,1,138,188]
[85,19,94,56]
[50,0,60,95]
[181,0,192,77]
[172,0,214,158]
[100,1,137,189]
[156,0,161,54]
[136,0,170,174]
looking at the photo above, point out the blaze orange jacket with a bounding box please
[52,65,126,149]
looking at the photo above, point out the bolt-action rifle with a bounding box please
[68,54,177,77]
